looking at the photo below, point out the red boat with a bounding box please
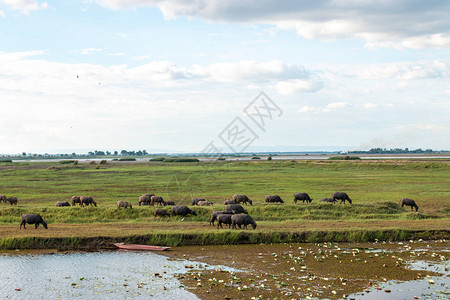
[113,243,171,251]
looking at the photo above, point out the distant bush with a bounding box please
[89,161,96,165]
[99,160,107,165]
[59,160,75,164]
[267,156,272,161]
[73,160,78,165]
[149,157,166,161]
[162,158,199,163]
[118,158,136,161]
[252,156,261,160]
[112,158,118,161]
[0,159,12,163]
[217,157,226,161]
[328,156,361,160]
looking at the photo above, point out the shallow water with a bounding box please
[0,250,203,300]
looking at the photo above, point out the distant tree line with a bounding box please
[1,149,152,159]
[347,148,438,154]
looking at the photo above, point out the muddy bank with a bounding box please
[1,228,449,250]
[163,240,449,299]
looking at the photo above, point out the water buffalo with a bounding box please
[232,194,253,205]
[401,198,419,211]
[163,201,176,206]
[171,206,197,217]
[81,196,97,207]
[117,201,132,209]
[191,198,205,206]
[231,214,257,230]
[332,192,352,204]
[0,194,7,203]
[293,193,313,204]
[139,194,155,206]
[210,210,235,226]
[55,201,71,207]
[154,208,170,217]
[20,214,48,229]
[320,198,337,203]
[224,199,238,205]
[225,204,248,214]
[6,196,18,205]
[197,200,213,206]
[265,195,284,203]
[150,196,165,206]
[217,214,233,229]
[71,196,82,206]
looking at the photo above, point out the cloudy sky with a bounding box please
[1,0,449,154]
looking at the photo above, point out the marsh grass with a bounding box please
[0,160,449,248]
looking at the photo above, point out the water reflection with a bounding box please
[0,251,200,300]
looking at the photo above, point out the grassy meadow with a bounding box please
[0,159,449,248]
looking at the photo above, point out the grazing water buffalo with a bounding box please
[332,192,352,204]
[401,198,419,211]
[71,196,82,206]
[210,210,236,226]
[217,214,233,229]
[150,196,165,206]
[171,206,197,217]
[163,201,176,206]
[117,201,132,209]
[232,194,253,205]
[191,198,205,206]
[55,201,71,207]
[81,196,97,207]
[154,208,170,217]
[265,195,284,203]
[225,204,248,214]
[197,200,213,206]
[138,194,155,206]
[231,214,257,230]
[224,199,238,205]
[320,198,337,203]
[293,193,313,204]
[6,197,18,205]
[0,194,7,203]
[20,214,48,229]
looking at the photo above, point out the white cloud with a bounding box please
[0,0,48,14]
[91,1,450,49]
[276,79,323,95]
[0,10,5,17]
[77,48,105,55]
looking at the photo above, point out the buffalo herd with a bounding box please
[5,190,420,230]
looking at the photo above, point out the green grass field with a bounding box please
[0,160,449,248]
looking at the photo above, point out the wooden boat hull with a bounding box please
[113,243,171,251]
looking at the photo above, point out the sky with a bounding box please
[0,0,449,154]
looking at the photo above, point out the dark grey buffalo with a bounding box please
[20,214,48,229]
[217,214,233,229]
[225,204,248,214]
[154,208,170,217]
[210,210,235,226]
[6,197,18,205]
[401,198,419,211]
[117,201,132,209]
[81,196,97,207]
[150,196,165,206]
[232,194,253,205]
[224,199,238,205]
[71,196,82,206]
[265,195,284,203]
[0,194,7,203]
[139,194,155,206]
[293,193,313,204]
[171,206,197,217]
[163,201,176,206]
[332,192,352,204]
[231,214,257,230]
[320,198,337,203]
[55,201,71,207]
[191,198,205,206]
